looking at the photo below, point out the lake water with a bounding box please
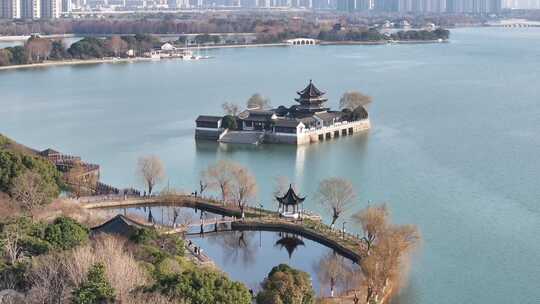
[106,204,359,295]
[1,27,539,304]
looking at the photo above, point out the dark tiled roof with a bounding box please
[273,119,300,128]
[299,117,317,125]
[196,115,222,123]
[40,148,61,156]
[315,112,342,123]
[243,110,275,122]
[276,185,306,205]
[297,80,325,99]
[91,215,151,238]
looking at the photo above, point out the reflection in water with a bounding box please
[314,252,363,298]
[274,233,305,259]
[108,206,365,296]
[206,231,258,267]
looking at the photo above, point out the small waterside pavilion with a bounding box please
[276,185,306,217]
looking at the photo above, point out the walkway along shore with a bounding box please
[82,195,364,262]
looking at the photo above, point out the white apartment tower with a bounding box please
[1,0,21,18]
[21,0,40,18]
[41,0,61,18]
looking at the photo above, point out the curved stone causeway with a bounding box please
[81,195,364,263]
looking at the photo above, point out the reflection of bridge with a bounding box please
[82,195,365,262]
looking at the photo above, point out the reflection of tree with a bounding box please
[274,233,305,259]
[314,252,362,298]
[208,231,257,267]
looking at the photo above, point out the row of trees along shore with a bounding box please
[0,34,160,66]
[0,27,449,67]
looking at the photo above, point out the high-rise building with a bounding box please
[41,0,61,18]
[374,0,397,10]
[447,0,501,13]
[1,0,21,18]
[21,0,40,18]
[61,0,70,11]
[336,0,354,11]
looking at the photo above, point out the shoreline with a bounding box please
[0,39,446,71]
[0,57,153,71]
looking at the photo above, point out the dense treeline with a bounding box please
[318,27,450,42]
[0,34,160,66]
[390,28,450,40]
[0,134,63,204]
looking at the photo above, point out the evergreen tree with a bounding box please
[72,263,115,304]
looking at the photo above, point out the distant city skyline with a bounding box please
[2,0,539,20]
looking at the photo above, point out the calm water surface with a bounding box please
[108,205,356,295]
[1,27,539,304]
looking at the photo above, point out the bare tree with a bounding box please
[354,205,420,304]
[222,102,240,116]
[230,164,257,218]
[352,205,389,253]
[106,36,128,57]
[199,179,208,197]
[27,253,71,304]
[25,37,52,63]
[136,155,166,195]
[2,228,22,265]
[201,160,235,204]
[9,171,54,211]
[316,178,356,227]
[246,93,271,109]
[65,235,149,302]
[316,253,363,298]
[339,91,373,110]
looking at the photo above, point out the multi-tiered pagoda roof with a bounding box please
[294,80,328,112]
[276,185,306,206]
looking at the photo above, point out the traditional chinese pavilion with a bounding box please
[276,185,306,217]
[195,80,371,145]
[294,79,329,113]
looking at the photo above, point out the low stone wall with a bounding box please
[265,119,370,145]
[195,129,221,140]
[300,119,371,144]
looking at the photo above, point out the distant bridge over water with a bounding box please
[488,20,540,28]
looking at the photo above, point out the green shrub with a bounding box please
[130,227,160,244]
[155,257,182,277]
[256,264,315,304]
[221,115,238,130]
[0,149,62,197]
[151,268,251,304]
[72,263,116,304]
[44,217,89,250]
[0,261,29,290]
